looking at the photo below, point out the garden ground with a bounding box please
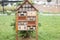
[0,13,60,40]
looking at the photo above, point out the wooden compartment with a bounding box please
[28,21,36,24]
[27,16,36,21]
[18,16,26,20]
[18,11,27,16]
[18,13,27,16]
[27,26,36,30]
[18,25,27,30]
[18,21,27,25]
[27,11,36,16]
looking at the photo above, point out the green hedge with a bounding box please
[0,6,16,11]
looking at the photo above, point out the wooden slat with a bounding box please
[36,12,38,40]
[16,11,18,33]
[16,11,18,40]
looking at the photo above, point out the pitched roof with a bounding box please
[17,0,38,11]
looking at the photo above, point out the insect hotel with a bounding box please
[16,0,38,40]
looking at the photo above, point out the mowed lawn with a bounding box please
[0,16,16,40]
[38,14,60,40]
[0,14,60,40]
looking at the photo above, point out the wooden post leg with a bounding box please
[36,27,38,40]
[36,13,38,40]
[16,12,18,40]
[16,32,18,40]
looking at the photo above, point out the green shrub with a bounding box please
[38,23,41,27]
[0,5,16,11]
[4,6,16,11]
[6,11,12,15]
[18,31,35,38]
[0,5,3,11]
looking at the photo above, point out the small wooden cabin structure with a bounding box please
[16,0,38,40]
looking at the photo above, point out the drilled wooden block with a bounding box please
[18,25,27,30]
[27,11,36,16]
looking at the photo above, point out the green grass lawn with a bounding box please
[0,14,60,40]
[38,14,60,40]
[0,16,16,40]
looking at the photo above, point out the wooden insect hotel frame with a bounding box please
[16,0,38,40]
